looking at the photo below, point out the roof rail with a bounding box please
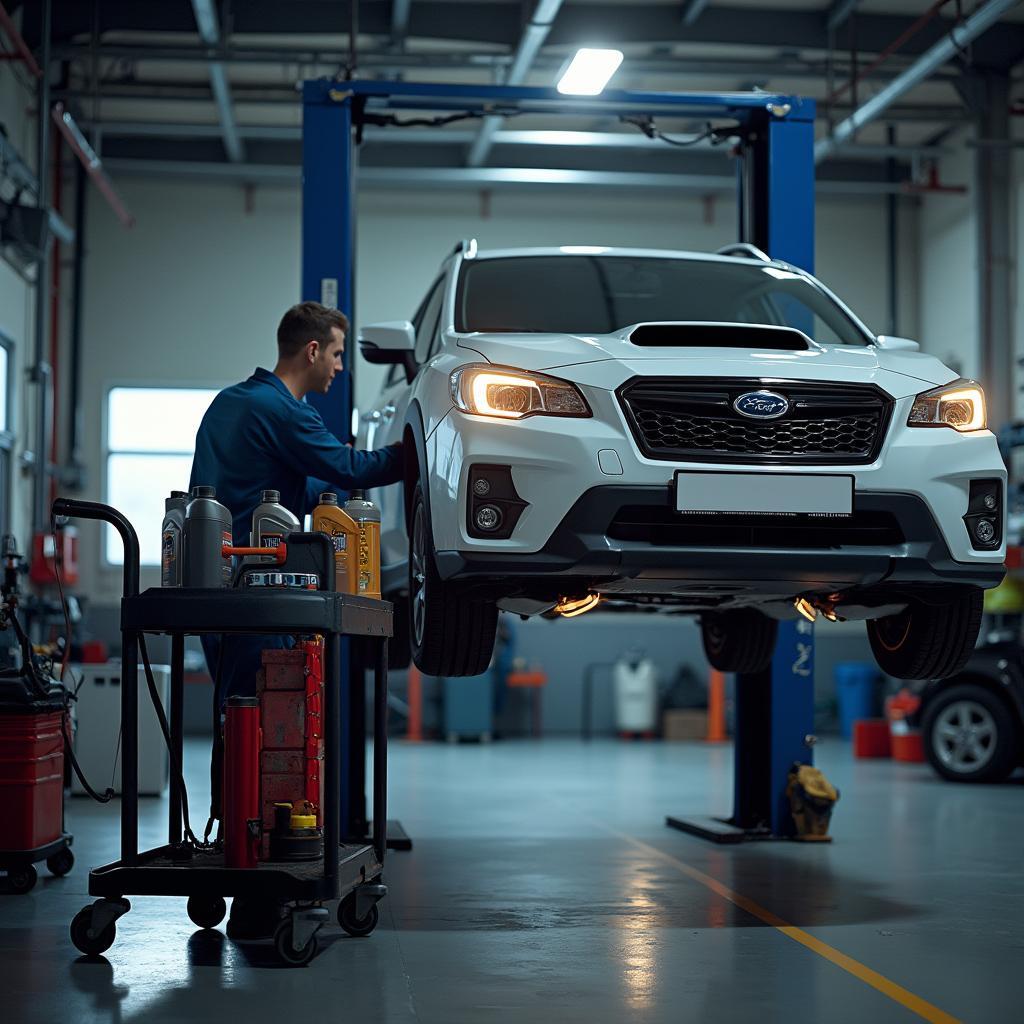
[452,237,478,259]
[716,242,772,262]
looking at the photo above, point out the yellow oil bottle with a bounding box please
[343,490,381,600]
[312,492,359,594]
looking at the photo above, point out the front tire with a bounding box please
[701,609,777,674]
[867,589,983,680]
[408,482,497,677]
[922,683,1019,783]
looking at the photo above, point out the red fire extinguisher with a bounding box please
[223,696,261,869]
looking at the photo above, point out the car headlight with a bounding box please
[449,365,590,419]
[907,380,986,432]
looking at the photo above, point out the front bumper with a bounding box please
[435,487,1005,601]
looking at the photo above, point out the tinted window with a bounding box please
[414,278,445,363]
[456,256,869,346]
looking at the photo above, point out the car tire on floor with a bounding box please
[922,682,1019,783]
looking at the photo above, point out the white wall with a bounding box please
[73,178,916,603]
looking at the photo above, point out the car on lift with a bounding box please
[356,241,1006,678]
[915,640,1024,783]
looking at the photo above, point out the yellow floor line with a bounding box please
[595,822,961,1024]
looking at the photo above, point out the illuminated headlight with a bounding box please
[450,365,590,420]
[907,380,986,432]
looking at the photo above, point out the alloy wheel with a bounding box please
[410,503,427,647]
[932,700,997,774]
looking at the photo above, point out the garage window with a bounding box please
[104,386,220,565]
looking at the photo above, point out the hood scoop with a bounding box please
[628,322,812,351]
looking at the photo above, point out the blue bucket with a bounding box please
[834,662,879,739]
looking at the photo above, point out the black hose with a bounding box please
[139,634,210,849]
[63,718,114,803]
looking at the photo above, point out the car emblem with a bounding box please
[733,390,790,419]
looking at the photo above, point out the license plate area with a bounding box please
[674,471,854,517]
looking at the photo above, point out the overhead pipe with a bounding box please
[466,0,565,167]
[52,104,135,227]
[189,0,244,162]
[815,0,1020,163]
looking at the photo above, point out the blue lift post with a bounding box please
[301,79,818,844]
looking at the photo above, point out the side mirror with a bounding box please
[875,335,920,353]
[359,321,416,361]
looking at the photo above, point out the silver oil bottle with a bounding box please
[160,489,189,587]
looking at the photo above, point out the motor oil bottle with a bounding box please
[160,490,188,587]
[312,492,359,594]
[184,486,233,588]
[251,489,299,563]
[343,490,381,600]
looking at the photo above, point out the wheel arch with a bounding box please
[402,401,430,534]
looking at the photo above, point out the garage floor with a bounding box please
[3,738,1021,1024]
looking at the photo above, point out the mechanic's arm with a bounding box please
[288,402,404,493]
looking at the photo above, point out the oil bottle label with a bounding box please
[261,533,284,548]
[222,530,233,583]
[329,534,347,553]
[161,529,178,587]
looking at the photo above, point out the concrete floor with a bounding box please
[2,738,1022,1024]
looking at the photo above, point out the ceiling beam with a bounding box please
[189,0,244,163]
[100,157,922,197]
[391,0,412,48]
[816,0,1018,163]
[827,0,861,34]
[680,0,710,28]
[466,0,564,168]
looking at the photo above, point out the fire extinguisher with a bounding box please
[223,695,260,869]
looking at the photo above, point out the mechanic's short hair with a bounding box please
[277,302,350,358]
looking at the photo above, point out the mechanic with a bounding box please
[190,300,404,707]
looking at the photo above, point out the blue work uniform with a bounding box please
[190,367,403,704]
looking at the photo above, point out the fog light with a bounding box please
[974,519,997,544]
[983,493,998,511]
[473,477,491,497]
[475,505,502,531]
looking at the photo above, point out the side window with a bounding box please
[414,278,445,364]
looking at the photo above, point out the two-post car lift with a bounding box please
[300,78,819,841]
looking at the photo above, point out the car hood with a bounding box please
[456,325,957,400]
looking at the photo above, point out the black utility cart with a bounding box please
[56,499,391,966]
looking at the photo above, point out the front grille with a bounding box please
[608,506,905,550]
[618,378,893,465]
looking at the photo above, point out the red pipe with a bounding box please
[51,104,135,228]
[828,0,953,106]
[48,130,62,506]
[0,2,42,78]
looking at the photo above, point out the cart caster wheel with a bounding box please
[273,918,318,966]
[4,864,37,894]
[338,894,379,937]
[187,895,227,930]
[70,906,116,956]
[46,847,74,878]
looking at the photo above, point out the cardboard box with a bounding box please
[662,709,709,741]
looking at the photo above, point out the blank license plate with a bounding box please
[674,471,853,516]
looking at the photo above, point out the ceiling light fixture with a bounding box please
[557,48,624,96]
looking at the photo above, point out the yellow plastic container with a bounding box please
[343,491,382,600]
[312,492,359,594]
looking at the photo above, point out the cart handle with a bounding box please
[223,544,288,564]
[52,498,140,597]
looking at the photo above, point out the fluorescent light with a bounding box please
[557,48,623,96]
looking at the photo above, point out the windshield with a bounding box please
[456,255,871,346]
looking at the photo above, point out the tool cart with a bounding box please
[56,499,391,966]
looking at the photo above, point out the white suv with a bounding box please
[357,242,1006,679]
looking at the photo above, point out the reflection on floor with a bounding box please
[2,738,1021,1024]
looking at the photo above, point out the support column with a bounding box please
[301,83,355,443]
[974,72,1013,429]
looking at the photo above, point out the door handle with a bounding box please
[381,404,397,421]
[362,410,382,424]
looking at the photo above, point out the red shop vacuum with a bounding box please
[0,537,75,894]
